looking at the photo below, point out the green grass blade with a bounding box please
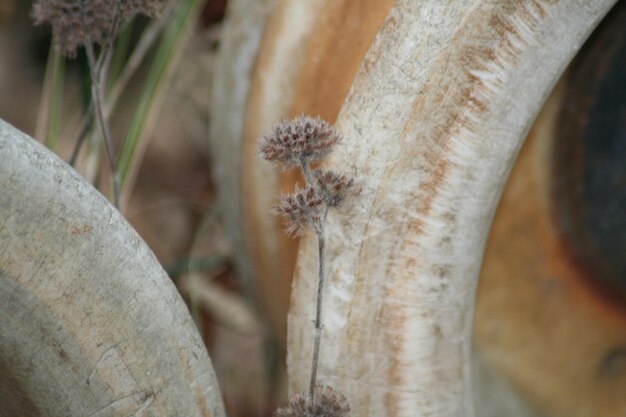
[107,21,134,87]
[46,51,66,150]
[35,47,66,149]
[117,0,202,190]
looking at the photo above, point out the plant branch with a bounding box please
[309,221,326,401]
[300,158,314,185]
[70,2,177,166]
[68,101,94,166]
[260,116,353,407]
[303,152,330,400]
[85,40,120,207]
[96,11,120,81]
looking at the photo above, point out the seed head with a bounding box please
[118,0,162,19]
[259,115,341,169]
[274,385,350,417]
[273,186,324,237]
[313,169,360,208]
[32,0,163,57]
[33,0,112,56]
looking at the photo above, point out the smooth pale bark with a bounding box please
[287,1,616,416]
[0,120,225,417]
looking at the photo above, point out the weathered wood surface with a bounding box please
[476,38,626,414]
[286,1,616,416]
[0,119,225,417]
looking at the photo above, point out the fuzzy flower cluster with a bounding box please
[313,169,360,208]
[273,185,325,237]
[274,386,350,417]
[260,116,359,237]
[32,0,163,57]
[259,115,342,170]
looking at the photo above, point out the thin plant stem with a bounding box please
[303,154,330,401]
[96,12,120,81]
[301,158,314,185]
[309,223,326,401]
[95,24,115,80]
[85,41,120,207]
[68,101,94,166]
[68,2,176,168]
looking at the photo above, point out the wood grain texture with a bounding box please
[0,120,225,417]
[287,1,616,416]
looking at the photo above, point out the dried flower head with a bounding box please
[313,169,360,208]
[274,385,350,417]
[32,0,163,57]
[118,0,162,19]
[33,0,113,56]
[273,186,324,237]
[259,115,341,169]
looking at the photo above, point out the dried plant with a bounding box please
[312,169,360,208]
[117,0,162,19]
[274,385,350,417]
[32,0,163,56]
[272,185,325,237]
[260,115,358,413]
[32,0,165,207]
[32,0,113,57]
[259,115,341,170]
